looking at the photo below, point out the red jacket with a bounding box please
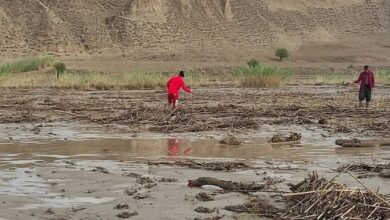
[354,71,375,88]
[167,75,191,95]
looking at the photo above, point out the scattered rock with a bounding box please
[92,166,109,174]
[125,189,137,196]
[117,211,138,218]
[269,132,302,143]
[114,204,129,210]
[196,192,214,202]
[219,134,240,145]
[194,206,216,213]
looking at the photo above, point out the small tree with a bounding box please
[54,63,66,79]
[247,59,259,68]
[275,48,289,62]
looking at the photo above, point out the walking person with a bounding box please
[166,71,191,109]
[354,65,375,109]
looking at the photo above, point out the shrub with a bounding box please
[247,59,260,68]
[378,69,390,84]
[275,48,289,62]
[235,62,292,87]
[0,57,54,75]
[54,63,66,79]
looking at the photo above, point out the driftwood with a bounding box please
[336,139,390,147]
[225,199,281,218]
[188,177,264,192]
[148,159,250,172]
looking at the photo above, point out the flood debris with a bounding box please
[225,199,281,218]
[219,134,240,145]
[379,170,390,178]
[114,204,129,210]
[196,192,214,202]
[45,208,55,215]
[72,207,86,212]
[269,132,302,143]
[144,183,157,189]
[334,125,352,133]
[188,177,264,193]
[148,159,250,172]
[336,139,390,147]
[158,177,178,182]
[133,194,150,200]
[136,176,155,185]
[92,166,109,174]
[194,216,224,220]
[194,206,216,213]
[318,118,328,125]
[125,189,137,196]
[337,162,388,173]
[117,211,138,218]
[282,172,390,219]
[122,172,141,178]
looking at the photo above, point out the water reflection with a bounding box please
[167,138,192,157]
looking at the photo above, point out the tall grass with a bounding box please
[235,62,292,87]
[0,70,211,90]
[378,69,390,84]
[0,57,54,75]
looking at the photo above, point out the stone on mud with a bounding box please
[219,134,240,145]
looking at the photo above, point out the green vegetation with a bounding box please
[0,57,54,75]
[235,61,292,87]
[275,48,289,62]
[378,69,390,84]
[0,70,211,90]
[54,63,66,79]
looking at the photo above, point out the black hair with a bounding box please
[364,65,369,70]
[179,71,185,77]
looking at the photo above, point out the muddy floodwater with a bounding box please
[1,86,390,219]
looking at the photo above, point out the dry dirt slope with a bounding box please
[0,0,390,58]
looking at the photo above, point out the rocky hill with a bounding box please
[1,0,389,59]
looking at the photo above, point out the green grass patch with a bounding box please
[0,69,211,90]
[235,62,292,87]
[378,69,390,84]
[0,57,54,76]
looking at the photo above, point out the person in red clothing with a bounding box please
[166,71,192,109]
[354,65,375,109]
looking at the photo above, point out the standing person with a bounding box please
[354,65,375,109]
[166,71,191,109]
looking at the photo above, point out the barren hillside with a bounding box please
[1,0,390,60]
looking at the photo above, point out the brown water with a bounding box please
[1,137,390,169]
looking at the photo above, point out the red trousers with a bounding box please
[167,93,179,108]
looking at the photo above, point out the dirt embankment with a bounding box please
[1,0,390,61]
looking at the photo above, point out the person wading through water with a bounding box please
[166,71,191,109]
[354,65,375,109]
